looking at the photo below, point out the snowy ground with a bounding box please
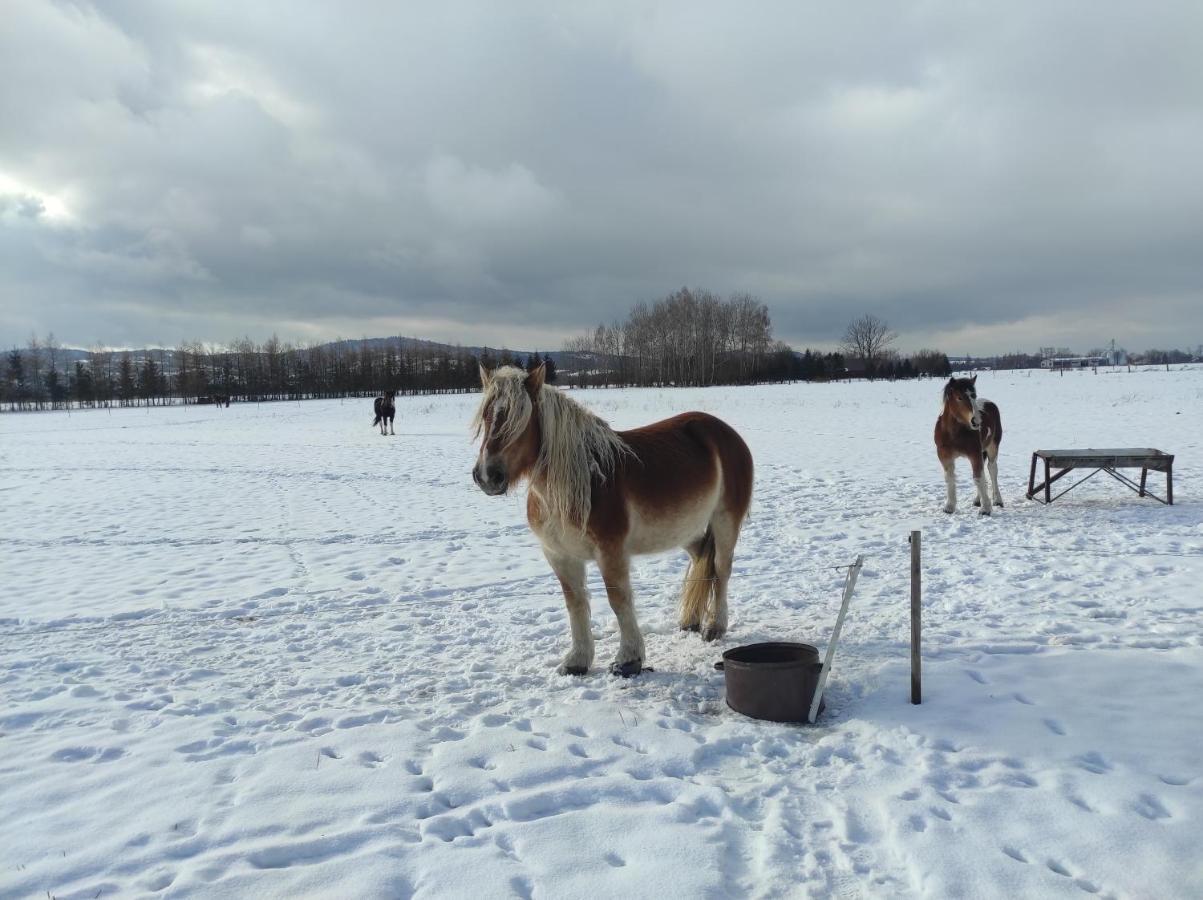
[2,367,1201,899]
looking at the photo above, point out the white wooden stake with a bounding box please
[808,554,864,724]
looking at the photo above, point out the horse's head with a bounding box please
[943,375,981,430]
[472,363,545,496]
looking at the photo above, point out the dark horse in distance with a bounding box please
[373,390,396,436]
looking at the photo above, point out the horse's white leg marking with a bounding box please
[598,553,644,671]
[975,474,992,514]
[942,461,957,514]
[973,457,993,516]
[988,451,1003,506]
[544,550,593,674]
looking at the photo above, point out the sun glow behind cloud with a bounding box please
[0,173,77,225]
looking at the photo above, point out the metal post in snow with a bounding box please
[910,530,922,705]
[808,554,864,725]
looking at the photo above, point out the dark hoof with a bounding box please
[680,622,701,633]
[973,498,981,507]
[701,626,725,643]
[559,665,588,677]
[996,500,1005,508]
[609,660,643,678]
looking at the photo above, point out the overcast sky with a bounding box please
[2,1,1202,355]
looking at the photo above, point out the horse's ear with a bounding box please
[478,363,493,388]
[526,362,546,397]
[970,374,978,384]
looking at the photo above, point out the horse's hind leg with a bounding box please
[971,452,992,516]
[987,446,1003,507]
[544,550,593,676]
[389,416,395,436]
[679,535,708,633]
[704,511,741,642]
[598,552,644,677]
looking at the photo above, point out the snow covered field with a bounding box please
[2,367,1201,899]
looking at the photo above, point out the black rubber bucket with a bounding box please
[718,642,826,724]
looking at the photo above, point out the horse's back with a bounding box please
[619,412,753,517]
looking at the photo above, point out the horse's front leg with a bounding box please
[940,456,957,514]
[598,553,644,677]
[544,551,593,675]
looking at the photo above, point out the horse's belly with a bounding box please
[531,517,596,560]
[625,490,716,556]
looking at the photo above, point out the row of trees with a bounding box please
[2,335,551,411]
[564,297,951,387]
[563,288,780,387]
[43,300,1203,411]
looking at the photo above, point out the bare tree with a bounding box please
[842,314,898,376]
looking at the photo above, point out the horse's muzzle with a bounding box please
[472,464,508,496]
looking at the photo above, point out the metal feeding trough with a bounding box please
[718,555,863,725]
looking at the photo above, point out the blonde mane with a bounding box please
[473,367,630,528]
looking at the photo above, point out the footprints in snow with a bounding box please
[50,745,126,763]
[999,846,1104,895]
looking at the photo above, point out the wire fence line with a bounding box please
[0,558,867,643]
[4,535,1199,643]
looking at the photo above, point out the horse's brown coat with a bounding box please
[474,365,753,675]
[934,376,1003,514]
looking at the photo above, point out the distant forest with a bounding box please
[2,300,955,412]
[2,336,496,411]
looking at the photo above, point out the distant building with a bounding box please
[1041,356,1107,370]
[947,356,996,371]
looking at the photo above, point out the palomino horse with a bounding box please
[373,390,396,435]
[934,375,1003,515]
[472,364,754,677]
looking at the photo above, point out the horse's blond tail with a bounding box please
[680,528,716,628]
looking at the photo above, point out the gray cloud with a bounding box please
[2,0,1202,353]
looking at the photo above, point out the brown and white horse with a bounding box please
[472,364,754,677]
[934,375,1003,515]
